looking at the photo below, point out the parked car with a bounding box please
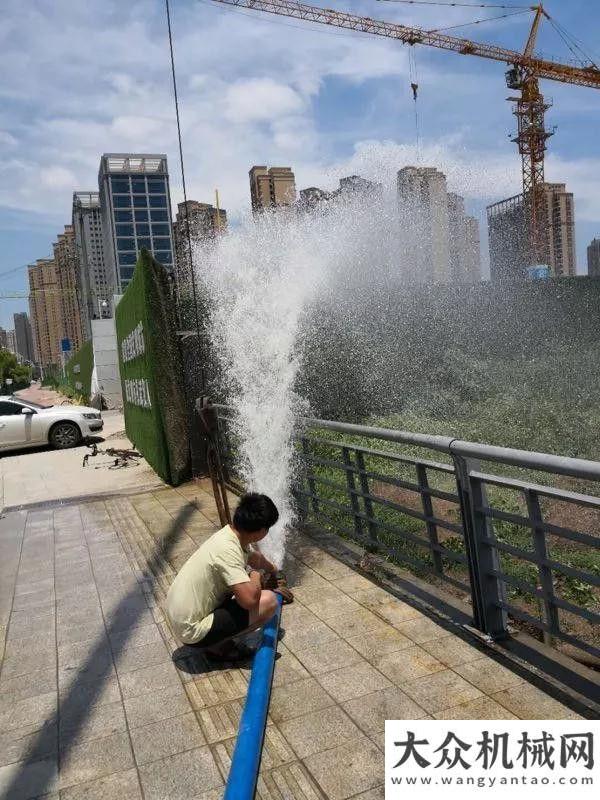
[0,396,103,452]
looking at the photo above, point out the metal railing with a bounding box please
[213,405,600,662]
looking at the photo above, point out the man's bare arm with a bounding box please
[231,570,262,611]
[247,550,277,574]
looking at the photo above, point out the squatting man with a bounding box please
[166,493,292,661]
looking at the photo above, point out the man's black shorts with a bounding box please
[190,597,250,648]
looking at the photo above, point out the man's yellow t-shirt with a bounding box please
[165,525,250,644]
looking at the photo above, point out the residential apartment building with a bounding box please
[14,312,34,362]
[28,258,63,369]
[53,225,84,353]
[0,328,7,350]
[397,166,451,283]
[447,193,481,283]
[6,330,17,356]
[587,237,600,277]
[299,175,383,209]
[98,154,175,294]
[72,191,110,337]
[249,166,296,212]
[487,182,576,282]
[172,200,227,290]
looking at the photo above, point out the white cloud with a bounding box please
[224,78,305,123]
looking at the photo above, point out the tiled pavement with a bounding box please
[0,480,585,800]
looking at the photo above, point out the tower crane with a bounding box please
[209,0,600,267]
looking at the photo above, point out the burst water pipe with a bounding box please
[223,593,283,800]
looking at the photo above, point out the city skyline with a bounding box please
[2,0,600,326]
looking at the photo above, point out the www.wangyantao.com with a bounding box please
[390,775,594,787]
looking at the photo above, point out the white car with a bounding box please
[0,396,103,452]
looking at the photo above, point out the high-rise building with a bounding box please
[397,166,450,283]
[14,312,34,362]
[172,200,227,291]
[98,154,175,295]
[447,193,481,283]
[298,175,382,210]
[487,182,576,282]
[72,191,110,336]
[53,225,84,353]
[6,330,17,356]
[0,328,7,350]
[588,238,600,277]
[249,166,296,212]
[28,258,63,369]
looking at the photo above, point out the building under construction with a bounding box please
[487,182,576,282]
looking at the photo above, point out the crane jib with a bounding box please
[213,0,600,88]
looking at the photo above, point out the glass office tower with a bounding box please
[98,154,175,293]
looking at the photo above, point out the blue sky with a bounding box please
[2,0,600,327]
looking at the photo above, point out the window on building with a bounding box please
[150,209,169,222]
[119,252,137,266]
[115,223,134,237]
[132,195,148,209]
[111,178,129,193]
[151,223,171,237]
[147,177,166,193]
[119,267,135,280]
[137,238,152,250]
[117,237,136,251]
[152,236,172,250]
[113,195,131,208]
[131,179,146,194]
[154,250,172,265]
[134,209,149,222]
[136,223,150,237]
[149,194,167,208]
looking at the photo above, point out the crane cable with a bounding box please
[408,47,421,163]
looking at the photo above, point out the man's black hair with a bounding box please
[233,493,279,532]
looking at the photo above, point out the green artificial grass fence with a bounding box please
[65,340,94,401]
[115,249,190,485]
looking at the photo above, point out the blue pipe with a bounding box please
[224,593,283,800]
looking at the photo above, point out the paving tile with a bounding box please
[3,631,55,657]
[394,615,451,644]
[342,687,428,737]
[108,622,163,652]
[212,725,296,780]
[57,622,107,649]
[306,594,362,621]
[453,656,525,694]
[0,669,56,705]
[185,669,248,709]
[332,574,376,595]
[282,618,340,654]
[0,756,58,800]
[279,706,361,759]
[403,669,484,714]
[317,661,392,703]
[374,646,445,684]
[130,712,205,766]
[256,761,326,799]
[59,731,134,790]
[269,678,336,724]
[118,661,181,699]
[59,768,142,800]
[0,691,57,734]
[295,637,364,676]
[271,646,311,688]
[57,642,115,690]
[196,700,244,743]
[60,701,126,746]
[59,676,121,711]
[325,609,390,640]
[0,722,57,768]
[491,682,583,720]
[123,684,192,729]
[345,628,413,663]
[348,787,384,800]
[433,695,519,719]
[421,635,483,667]
[138,746,223,800]
[113,640,171,676]
[303,737,383,800]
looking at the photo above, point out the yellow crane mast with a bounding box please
[210,0,600,266]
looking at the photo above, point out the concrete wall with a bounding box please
[91,317,123,409]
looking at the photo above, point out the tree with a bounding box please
[0,349,32,392]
